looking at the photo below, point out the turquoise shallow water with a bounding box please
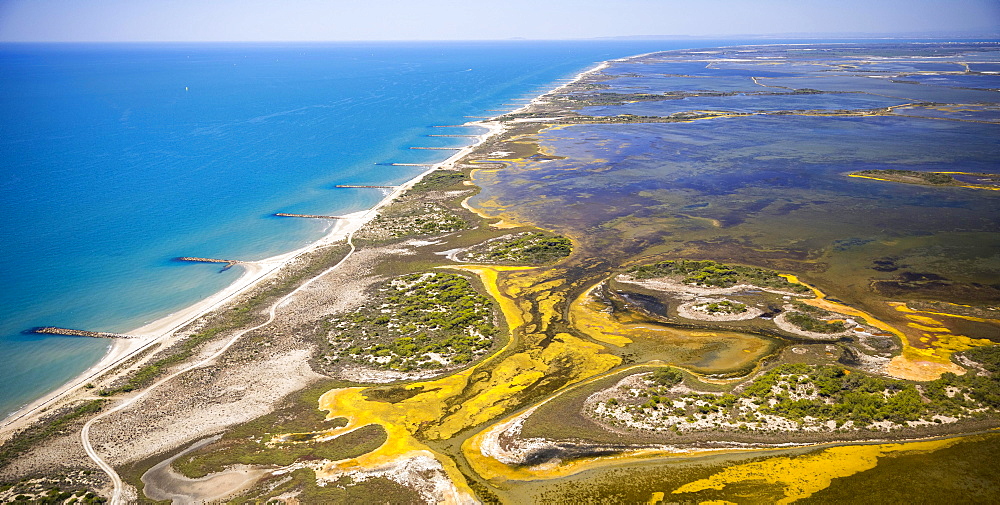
[3,40,771,420]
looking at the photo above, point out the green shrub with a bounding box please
[649,368,683,387]
[471,232,573,264]
[327,273,497,371]
[786,312,846,333]
[627,259,810,293]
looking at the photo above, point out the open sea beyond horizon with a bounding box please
[0,38,903,420]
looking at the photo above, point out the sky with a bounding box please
[0,0,997,42]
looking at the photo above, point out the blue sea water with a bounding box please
[4,39,779,420]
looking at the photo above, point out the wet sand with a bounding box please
[141,435,272,504]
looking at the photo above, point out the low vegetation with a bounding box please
[694,300,747,314]
[856,169,955,185]
[98,245,351,396]
[367,203,466,239]
[785,312,847,333]
[594,346,1000,434]
[649,368,684,387]
[560,91,691,106]
[252,469,420,504]
[462,232,573,264]
[319,272,498,372]
[0,400,105,469]
[163,380,399,501]
[410,170,467,192]
[176,424,385,479]
[627,259,811,293]
[1,486,107,504]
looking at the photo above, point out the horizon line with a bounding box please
[2,35,999,45]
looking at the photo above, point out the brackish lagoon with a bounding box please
[466,42,1000,502]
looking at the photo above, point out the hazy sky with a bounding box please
[0,0,997,42]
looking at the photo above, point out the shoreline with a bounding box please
[0,56,609,439]
[0,54,641,438]
[0,119,512,438]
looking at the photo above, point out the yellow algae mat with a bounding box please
[303,264,621,494]
[783,274,991,380]
[670,437,964,504]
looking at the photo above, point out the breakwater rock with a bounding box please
[274,213,342,220]
[30,326,135,339]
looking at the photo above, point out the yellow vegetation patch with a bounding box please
[306,265,533,495]
[780,274,971,380]
[569,278,773,372]
[448,264,534,332]
[489,219,525,229]
[304,264,624,495]
[465,367,649,482]
[905,314,946,326]
[425,330,620,440]
[462,171,533,229]
[568,283,632,347]
[886,355,965,381]
[847,173,899,183]
[464,427,702,482]
[896,302,1000,324]
[889,302,994,365]
[671,438,964,504]
[907,322,952,333]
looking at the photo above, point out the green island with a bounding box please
[364,202,467,239]
[459,232,573,264]
[850,169,1000,190]
[628,259,812,292]
[2,42,999,504]
[856,169,956,185]
[593,345,1000,436]
[319,272,499,373]
[693,300,747,315]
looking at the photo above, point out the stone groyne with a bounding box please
[273,213,343,220]
[174,257,243,269]
[30,327,135,339]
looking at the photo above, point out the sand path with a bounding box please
[84,229,361,504]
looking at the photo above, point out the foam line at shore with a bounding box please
[0,59,608,436]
